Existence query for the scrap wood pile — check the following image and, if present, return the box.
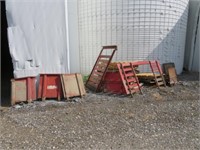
[86,45,178,96]
[11,45,178,106]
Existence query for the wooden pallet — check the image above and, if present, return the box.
[86,45,117,92]
[117,62,143,97]
[149,61,166,87]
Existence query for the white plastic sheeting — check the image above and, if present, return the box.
[6,0,70,78]
[78,0,189,74]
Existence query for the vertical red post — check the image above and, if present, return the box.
[27,77,32,103]
[57,76,61,101]
[42,75,47,100]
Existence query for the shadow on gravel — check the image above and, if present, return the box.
[178,71,199,81]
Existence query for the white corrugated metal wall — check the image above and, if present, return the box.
[184,0,200,72]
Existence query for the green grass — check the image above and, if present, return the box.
[82,75,89,83]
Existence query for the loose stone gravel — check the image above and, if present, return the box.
[0,72,199,149]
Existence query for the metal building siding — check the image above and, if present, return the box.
[78,0,189,74]
[184,0,200,72]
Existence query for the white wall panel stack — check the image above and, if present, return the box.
[78,0,189,74]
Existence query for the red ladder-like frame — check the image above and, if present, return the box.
[86,45,117,92]
[149,60,166,87]
[117,62,143,97]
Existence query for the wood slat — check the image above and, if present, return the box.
[89,77,101,84]
[98,59,109,64]
[121,63,131,67]
[96,63,107,68]
[102,45,117,49]
[92,71,103,77]
[94,67,106,72]
[99,55,111,58]
[155,78,163,82]
[127,78,137,83]
[123,67,132,72]
[87,81,98,88]
[128,83,139,89]
[90,76,101,81]
[157,82,164,86]
[125,72,134,77]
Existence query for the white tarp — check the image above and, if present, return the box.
[6,0,70,78]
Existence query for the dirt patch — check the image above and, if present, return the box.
[0,72,199,149]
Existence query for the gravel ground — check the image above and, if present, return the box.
[0,72,199,150]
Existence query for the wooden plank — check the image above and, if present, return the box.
[123,67,132,72]
[117,63,130,94]
[155,78,163,82]
[89,77,101,84]
[136,73,161,77]
[92,71,103,77]
[76,74,86,96]
[90,75,102,81]
[61,74,86,99]
[131,61,150,66]
[121,63,131,67]
[102,45,117,49]
[11,79,16,105]
[99,55,110,58]
[96,63,107,68]
[87,81,98,88]
[125,72,134,77]
[94,67,106,72]
[127,78,137,83]
[157,82,164,86]
[98,59,109,63]
[128,83,139,89]
[11,77,36,105]
[60,75,66,98]
[15,80,27,101]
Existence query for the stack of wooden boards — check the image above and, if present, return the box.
[11,73,86,105]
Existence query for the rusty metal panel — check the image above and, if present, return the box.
[168,67,178,85]
[103,71,126,94]
[163,63,175,76]
[38,74,62,100]
[61,73,86,100]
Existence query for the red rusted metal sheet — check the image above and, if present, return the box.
[38,74,62,100]
[11,77,36,105]
[61,73,86,100]
[103,71,126,94]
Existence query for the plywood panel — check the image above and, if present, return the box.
[61,74,86,99]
